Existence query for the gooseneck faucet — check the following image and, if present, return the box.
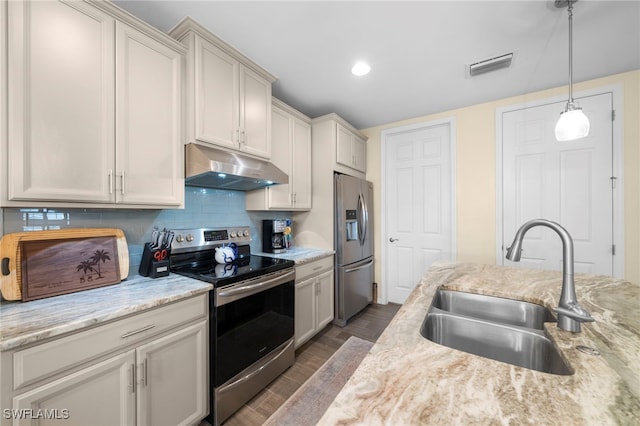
[505,219,594,332]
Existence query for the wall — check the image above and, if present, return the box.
[0,187,291,278]
[362,70,640,287]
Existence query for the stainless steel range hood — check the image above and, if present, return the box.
[185,143,288,191]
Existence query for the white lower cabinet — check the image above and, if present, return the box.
[136,322,207,426]
[294,256,334,348]
[12,351,136,426]
[1,295,208,426]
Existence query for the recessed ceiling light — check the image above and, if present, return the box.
[351,61,371,76]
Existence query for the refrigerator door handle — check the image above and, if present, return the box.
[362,191,369,246]
[357,193,364,246]
[358,192,368,246]
[344,259,374,273]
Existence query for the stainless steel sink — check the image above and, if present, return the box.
[431,289,555,330]
[420,289,573,376]
[421,310,573,375]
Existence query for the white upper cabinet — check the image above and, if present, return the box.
[7,0,115,204]
[311,113,368,178]
[3,0,185,208]
[170,18,275,159]
[115,22,184,206]
[336,122,367,173]
[193,36,239,151]
[246,98,312,211]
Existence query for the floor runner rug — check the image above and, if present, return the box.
[263,336,373,426]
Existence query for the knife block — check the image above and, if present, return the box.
[139,243,170,278]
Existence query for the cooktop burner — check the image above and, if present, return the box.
[171,254,294,287]
[168,226,294,287]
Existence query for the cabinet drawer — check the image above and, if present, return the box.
[295,256,333,282]
[13,294,207,390]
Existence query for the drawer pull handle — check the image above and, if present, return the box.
[121,325,155,339]
[312,266,323,271]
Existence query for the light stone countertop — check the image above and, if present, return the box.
[256,246,334,265]
[319,261,640,425]
[0,274,212,351]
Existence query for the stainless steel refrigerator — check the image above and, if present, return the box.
[334,173,374,326]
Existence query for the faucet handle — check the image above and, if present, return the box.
[554,304,595,323]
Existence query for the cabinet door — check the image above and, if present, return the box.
[316,270,335,330]
[240,65,271,159]
[136,321,207,426]
[291,117,312,209]
[195,37,238,150]
[115,22,184,206]
[352,135,367,173]
[336,123,353,169]
[7,0,115,203]
[12,351,136,426]
[294,277,317,348]
[267,104,293,209]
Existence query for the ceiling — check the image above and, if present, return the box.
[113,0,640,130]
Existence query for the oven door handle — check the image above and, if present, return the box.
[217,269,295,300]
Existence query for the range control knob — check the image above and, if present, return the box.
[243,230,250,237]
[186,234,194,242]
[230,231,237,238]
[175,234,184,243]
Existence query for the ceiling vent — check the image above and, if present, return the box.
[467,52,514,77]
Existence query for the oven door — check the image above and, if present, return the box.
[213,268,295,387]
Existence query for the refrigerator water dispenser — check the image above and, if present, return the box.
[345,210,359,241]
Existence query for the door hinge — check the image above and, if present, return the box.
[612,244,616,256]
[610,176,618,189]
[611,110,616,121]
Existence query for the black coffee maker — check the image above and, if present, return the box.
[262,219,288,253]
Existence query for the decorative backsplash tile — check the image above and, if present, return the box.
[1,187,291,277]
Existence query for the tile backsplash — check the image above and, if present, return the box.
[1,187,291,277]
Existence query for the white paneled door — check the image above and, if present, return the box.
[501,92,615,276]
[383,121,455,304]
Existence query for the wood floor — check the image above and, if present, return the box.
[222,302,402,426]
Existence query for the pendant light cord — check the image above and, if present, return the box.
[567,0,574,106]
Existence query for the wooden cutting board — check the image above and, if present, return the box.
[0,228,129,301]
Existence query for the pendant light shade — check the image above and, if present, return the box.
[555,106,590,141]
[555,0,589,141]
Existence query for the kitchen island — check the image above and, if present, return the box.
[319,262,640,425]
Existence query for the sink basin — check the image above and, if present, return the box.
[432,289,555,330]
[421,311,573,375]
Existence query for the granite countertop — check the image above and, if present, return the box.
[256,246,334,265]
[320,261,640,425]
[0,274,212,351]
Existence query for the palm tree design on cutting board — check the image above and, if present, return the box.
[76,260,96,283]
[76,249,111,282]
[90,249,111,279]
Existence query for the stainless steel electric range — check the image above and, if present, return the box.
[169,226,295,426]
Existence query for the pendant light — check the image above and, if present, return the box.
[555,0,590,141]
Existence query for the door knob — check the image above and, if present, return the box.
[389,237,399,243]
